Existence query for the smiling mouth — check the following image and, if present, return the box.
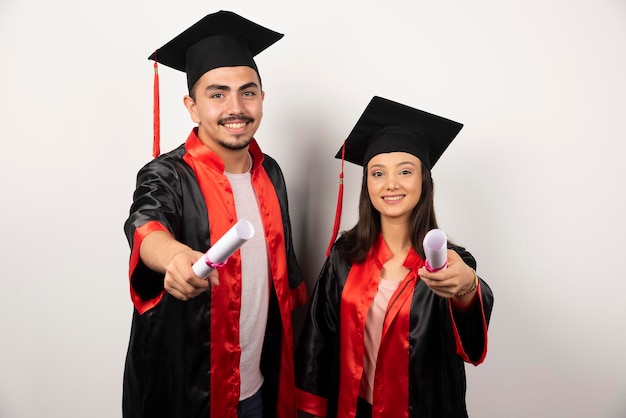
[220,116,253,130]
[223,122,248,129]
[383,195,404,202]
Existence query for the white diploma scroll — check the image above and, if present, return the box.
[192,219,255,278]
[423,229,448,272]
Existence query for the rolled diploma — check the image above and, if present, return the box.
[423,229,448,272]
[192,219,255,278]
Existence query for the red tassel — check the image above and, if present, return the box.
[152,60,161,158]
[326,140,346,257]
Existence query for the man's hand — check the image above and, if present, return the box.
[140,230,220,301]
[163,251,218,300]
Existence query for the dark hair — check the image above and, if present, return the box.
[339,163,439,263]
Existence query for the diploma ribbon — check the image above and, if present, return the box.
[204,254,227,270]
[425,260,448,273]
[192,219,254,279]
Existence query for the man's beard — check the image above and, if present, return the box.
[218,135,253,150]
[218,115,255,150]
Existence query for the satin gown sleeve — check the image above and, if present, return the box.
[449,245,494,365]
[124,150,208,309]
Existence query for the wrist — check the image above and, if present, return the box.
[454,268,478,298]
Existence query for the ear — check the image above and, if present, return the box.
[183,95,200,124]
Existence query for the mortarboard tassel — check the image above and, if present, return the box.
[152,60,161,158]
[326,140,346,257]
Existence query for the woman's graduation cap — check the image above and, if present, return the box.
[148,11,283,157]
[326,96,464,256]
[337,96,463,169]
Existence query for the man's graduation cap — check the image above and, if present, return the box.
[326,96,463,255]
[148,11,283,157]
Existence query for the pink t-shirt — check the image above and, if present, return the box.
[359,277,402,404]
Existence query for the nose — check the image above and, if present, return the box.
[226,94,244,115]
[385,173,399,190]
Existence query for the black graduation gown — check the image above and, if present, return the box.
[295,236,494,418]
[122,135,306,418]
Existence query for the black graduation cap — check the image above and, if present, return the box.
[335,96,463,170]
[325,96,463,256]
[147,11,283,158]
[149,10,284,91]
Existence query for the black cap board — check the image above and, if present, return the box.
[336,96,463,170]
[148,10,283,92]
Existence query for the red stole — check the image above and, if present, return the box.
[183,130,297,417]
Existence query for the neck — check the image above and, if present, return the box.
[380,220,412,255]
[221,150,251,173]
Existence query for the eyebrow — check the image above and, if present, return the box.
[205,82,260,92]
[369,161,418,169]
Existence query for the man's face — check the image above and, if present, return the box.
[185,66,264,151]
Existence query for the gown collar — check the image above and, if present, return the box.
[371,233,425,271]
[184,127,265,172]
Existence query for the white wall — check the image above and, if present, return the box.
[1,0,625,416]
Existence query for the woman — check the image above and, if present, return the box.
[295,96,494,418]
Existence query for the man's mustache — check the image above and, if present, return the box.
[219,115,254,124]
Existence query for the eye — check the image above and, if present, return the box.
[242,91,255,97]
[211,92,225,99]
[370,170,384,178]
[400,169,412,176]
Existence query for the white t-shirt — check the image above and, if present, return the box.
[225,163,269,401]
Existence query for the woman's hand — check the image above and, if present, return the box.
[418,250,477,300]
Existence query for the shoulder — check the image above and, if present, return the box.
[136,145,192,179]
[329,235,355,265]
[333,234,353,252]
[260,153,287,191]
[261,153,283,175]
[320,236,355,287]
[144,144,186,168]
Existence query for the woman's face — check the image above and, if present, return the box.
[367,152,423,224]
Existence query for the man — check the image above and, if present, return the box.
[123,11,307,418]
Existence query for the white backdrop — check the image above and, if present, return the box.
[1,0,625,417]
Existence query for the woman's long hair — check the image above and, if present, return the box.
[339,163,439,263]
